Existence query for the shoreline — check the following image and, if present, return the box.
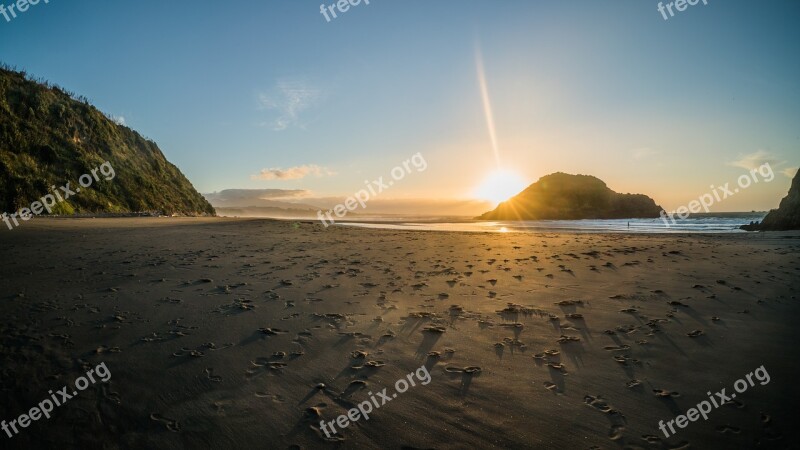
[6,216,796,237]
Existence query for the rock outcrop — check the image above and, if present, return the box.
[478,172,662,220]
[741,169,800,231]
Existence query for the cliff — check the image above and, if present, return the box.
[741,169,800,231]
[0,66,214,216]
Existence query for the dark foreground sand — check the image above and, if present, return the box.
[1,218,799,449]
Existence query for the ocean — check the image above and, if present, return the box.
[336,213,768,234]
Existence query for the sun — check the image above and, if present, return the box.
[473,169,528,205]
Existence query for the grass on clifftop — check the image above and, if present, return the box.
[0,64,215,216]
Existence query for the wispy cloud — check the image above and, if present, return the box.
[257,80,321,130]
[251,164,334,180]
[632,147,659,160]
[782,167,798,178]
[113,115,126,126]
[727,150,779,170]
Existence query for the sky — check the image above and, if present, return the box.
[1,0,799,213]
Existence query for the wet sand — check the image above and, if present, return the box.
[1,218,798,449]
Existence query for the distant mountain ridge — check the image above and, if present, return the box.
[742,169,800,231]
[478,172,662,220]
[0,66,214,216]
[203,189,322,211]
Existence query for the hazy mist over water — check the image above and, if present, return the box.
[338,213,768,234]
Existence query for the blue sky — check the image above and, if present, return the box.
[1,0,798,212]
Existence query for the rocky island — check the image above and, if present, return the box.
[477,172,662,220]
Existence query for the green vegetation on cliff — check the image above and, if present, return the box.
[478,172,662,220]
[0,65,215,216]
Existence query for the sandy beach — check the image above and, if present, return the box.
[0,218,798,449]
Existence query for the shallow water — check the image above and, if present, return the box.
[337,214,768,234]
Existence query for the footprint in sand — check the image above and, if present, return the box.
[205,368,222,382]
[150,413,181,432]
[351,360,385,370]
[259,327,288,335]
[584,395,626,439]
[100,384,121,404]
[305,405,326,419]
[342,380,368,396]
[422,326,446,334]
[609,424,625,440]
[652,389,680,398]
[348,380,367,388]
[603,345,631,351]
[555,300,583,306]
[246,360,287,378]
[686,330,705,337]
[543,381,560,392]
[171,347,206,358]
[583,395,614,413]
[613,355,630,365]
[212,400,232,415]
[95,345,122,354]
[211,342,234,351]
[641,435,662,444]
[445,366,482,374]
[546,362,567,374]
[724,399,745,408]
[626,379,642,388]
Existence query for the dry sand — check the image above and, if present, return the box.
[1,218,799,449]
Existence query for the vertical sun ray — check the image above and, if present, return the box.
[475,45,501,170]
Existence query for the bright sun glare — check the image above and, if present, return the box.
[473,169,527,204]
